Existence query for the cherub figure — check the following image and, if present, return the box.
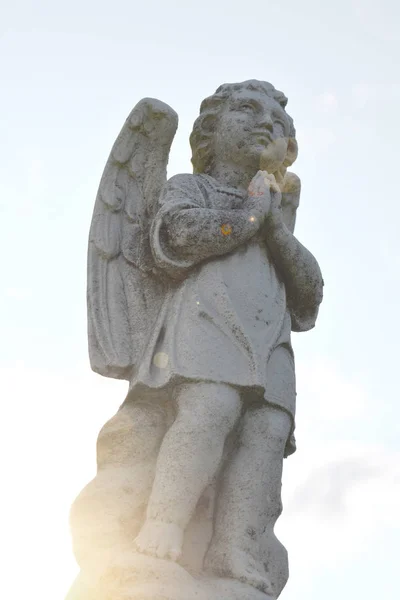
[84,80,323,598]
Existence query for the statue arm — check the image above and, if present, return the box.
[150,175,260,277]
[265,222,324,331]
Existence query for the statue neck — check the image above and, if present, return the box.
[208,163,254,194]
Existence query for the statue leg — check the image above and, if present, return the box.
[134,382,242,561]
[205,404,291,597]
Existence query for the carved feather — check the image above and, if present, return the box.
[87,98,178,379]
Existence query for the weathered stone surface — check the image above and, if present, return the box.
[68,80,323,600]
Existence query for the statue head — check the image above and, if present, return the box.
[190,80,298,176]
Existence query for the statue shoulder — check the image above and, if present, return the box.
[165,172,204,189]
[161,173,211,204]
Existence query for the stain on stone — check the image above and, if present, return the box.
[197,495,210,511]
[199,310,213,323]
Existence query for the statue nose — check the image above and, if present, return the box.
[258,116,273,132]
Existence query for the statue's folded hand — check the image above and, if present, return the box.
[280,171,301,233]
[248,170,272,217]
[248,170,283,232]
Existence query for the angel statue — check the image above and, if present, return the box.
[68,80,323,600]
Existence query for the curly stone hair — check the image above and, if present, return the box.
[190,80,297,175]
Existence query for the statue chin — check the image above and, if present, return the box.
[259,139,287,173]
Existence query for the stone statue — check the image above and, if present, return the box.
[67,80,323,600]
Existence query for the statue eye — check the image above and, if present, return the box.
[240,103,255,111]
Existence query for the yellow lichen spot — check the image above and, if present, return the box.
[221,223,232,236]
[153,352,169,369]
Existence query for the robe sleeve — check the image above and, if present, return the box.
[150,174,208,279]
[287,249,324,332]
[150,173,260,279]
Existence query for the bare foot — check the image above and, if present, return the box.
[205,546,273,596]
[134,519,183,561]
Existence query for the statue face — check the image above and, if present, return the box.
[212,90,291,173]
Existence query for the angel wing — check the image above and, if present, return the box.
[87,98,178,380]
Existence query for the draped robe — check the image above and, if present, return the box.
[127,173,322,456]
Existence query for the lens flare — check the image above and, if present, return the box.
[153,352,169,369]
[221,224,232,236]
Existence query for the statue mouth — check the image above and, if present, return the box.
[252,131,273,143]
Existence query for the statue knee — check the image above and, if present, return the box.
[242,406,292,453]
[175,383,241,434]
[265,492,283,522]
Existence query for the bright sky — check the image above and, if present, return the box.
[1,1,399,599]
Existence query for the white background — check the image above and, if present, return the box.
[1,1,399,598]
